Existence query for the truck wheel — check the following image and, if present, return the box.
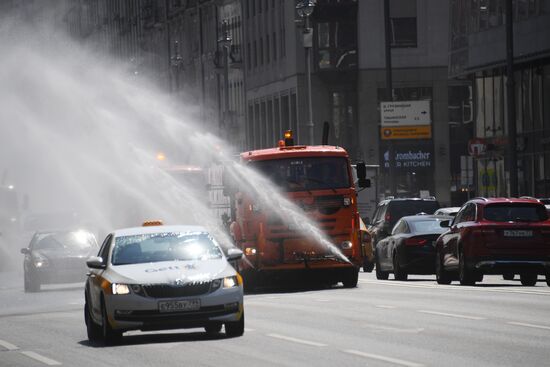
[546,273,550,287]
[225,313,245,337]
[502,272,514,281]
[342,268,359,288]
[362,258,374,273]
[520,272,537,286]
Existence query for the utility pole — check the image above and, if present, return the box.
[506,0,518,196]
[383,0,396,196]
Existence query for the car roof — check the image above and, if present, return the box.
[400,214,446,222]
[241,145,348,161]
[435,207,460,212]
[469,197,544,205]
[380,197,438,203]
[113,225,209,237]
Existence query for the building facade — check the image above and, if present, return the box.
[450,0,550,197]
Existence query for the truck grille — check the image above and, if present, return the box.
[143,282,211,298]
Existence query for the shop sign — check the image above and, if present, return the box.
[383,145,433,170]
[380,126,432,140]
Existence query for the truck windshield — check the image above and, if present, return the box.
[251,157,351,192]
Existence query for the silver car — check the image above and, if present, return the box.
[84,224,244,344]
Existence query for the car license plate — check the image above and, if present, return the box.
[503,230,533,237]
[158,299,200,313]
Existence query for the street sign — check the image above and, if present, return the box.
[380,126,432,140]
[380,100,431,126]
[468,138,487,157]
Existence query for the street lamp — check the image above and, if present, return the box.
[170,40,184,92]
[296,0,316,146]
[218,20,232,132]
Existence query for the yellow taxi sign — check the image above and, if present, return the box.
[142,220,164,227]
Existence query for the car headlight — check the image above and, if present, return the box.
[223,276,240,288]
[111,283,130,295]
[32,255,49,268]
[211,278,222,292]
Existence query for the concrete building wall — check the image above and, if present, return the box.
[357,0,452,204]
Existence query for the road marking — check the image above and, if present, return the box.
[376,304,397,309]
[315,299,330,302]
[363,324,424,333]
[266,333,326,347]
[507,322,550,331]
[0,339,19,351]
[20,351,61,365]
[417,310,485,320]
[359,279,550,296]
[244,328,255,332]
[343,349,424,367]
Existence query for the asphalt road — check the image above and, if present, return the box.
[0,270,549,367]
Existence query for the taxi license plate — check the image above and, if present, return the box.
[158,299,200,313]
[503,230,533,237]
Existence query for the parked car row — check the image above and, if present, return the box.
[367,196,550,287]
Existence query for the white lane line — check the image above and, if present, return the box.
[266,333,327,347]
[244,328,255,332]
[20,351,61,365]
[418,310,485,320]
[343,349,424,367]
[359,279,550,296]
[507,321,550,331]
[376,304,397,309]
[363,324,425,333]
[0,339,19,351]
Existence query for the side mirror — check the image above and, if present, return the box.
[440,220,451,228]
[20,248,30,255]
[226,248,243,261]
[86,256,106,269]
[358,178,371,188]
[356,161,367,180]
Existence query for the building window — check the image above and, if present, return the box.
[253,40,258,68]
[390,18,417,48]
[260,37,264,65]
[390,0,417,48]
[266,34,270,63]
[247,42,251,70]
[272,32,277,60]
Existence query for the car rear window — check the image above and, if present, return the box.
[483,204,549,222]
[410,219,448,234]
[389,201,440,225]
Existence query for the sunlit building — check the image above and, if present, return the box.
[449,0,550,197]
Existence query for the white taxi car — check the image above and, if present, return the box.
[84,223,244,344]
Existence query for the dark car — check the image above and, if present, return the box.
[375,215,450,280]
[435,198,550,286]
[21,230,99,292]
[369,198,440,247]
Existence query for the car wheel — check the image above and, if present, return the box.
[362,258,374,273]
[375,256,389,280]
[342,268,359,288]
[520,272,537,286]
[205,323,223,335]
[458,249,476,286]
[24,270,40,293]
[435,250,452,285]
[85,300,101,342]
[393,254,408,281]
[101,298,122,345]
[225,312,245,338]
[502,272,515,281]
[546,274,550,287]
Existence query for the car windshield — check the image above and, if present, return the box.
[251,156,351,192]
[410,219,448,234]
[111,232,223,265]
[31,231,97,251]
[483,204,549,222]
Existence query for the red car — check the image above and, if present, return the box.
[435,197,550,286]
